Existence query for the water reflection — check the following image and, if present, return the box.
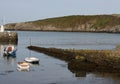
[17,68,30,72]
[68,65,120,83]
[0,70,14,76]
[75,71,87,77]
[29,63,40,66]
[3,55,16,65]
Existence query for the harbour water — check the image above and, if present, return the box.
[0,31,120,84]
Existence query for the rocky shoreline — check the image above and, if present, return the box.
[27,45,120,73]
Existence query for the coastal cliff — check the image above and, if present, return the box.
[5,14,120,32]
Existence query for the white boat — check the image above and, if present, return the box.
[24,57,39,64]
[17,62,30,70]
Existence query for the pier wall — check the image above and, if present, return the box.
[0,32,18,43]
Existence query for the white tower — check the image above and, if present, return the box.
[0,25,4,32]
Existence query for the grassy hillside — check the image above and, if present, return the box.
[5,14,120,32]
[33,15,120,29]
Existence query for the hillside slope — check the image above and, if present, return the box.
[5,15,120,32]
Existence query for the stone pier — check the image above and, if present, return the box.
[0,31,18,43]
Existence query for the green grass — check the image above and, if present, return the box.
[32,15,120,29]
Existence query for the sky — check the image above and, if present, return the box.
[0,0,120,24]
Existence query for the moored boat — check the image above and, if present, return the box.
[17,62,30,70]
[3,45,17,57]
[24,57,39,64]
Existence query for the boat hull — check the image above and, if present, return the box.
[17,62,30,70]
[25,57,39,64]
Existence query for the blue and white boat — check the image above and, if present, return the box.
[3,45,17,57]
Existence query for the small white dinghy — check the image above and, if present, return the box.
[24,57,39,64]
[17,62,30,70]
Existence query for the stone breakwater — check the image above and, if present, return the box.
[27,45,120,73]
[0,32,18,43]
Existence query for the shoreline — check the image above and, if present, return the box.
[6,29,120,34]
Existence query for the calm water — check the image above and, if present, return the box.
[0,31,120,84]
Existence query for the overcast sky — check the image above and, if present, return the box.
[0,0,120,24]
